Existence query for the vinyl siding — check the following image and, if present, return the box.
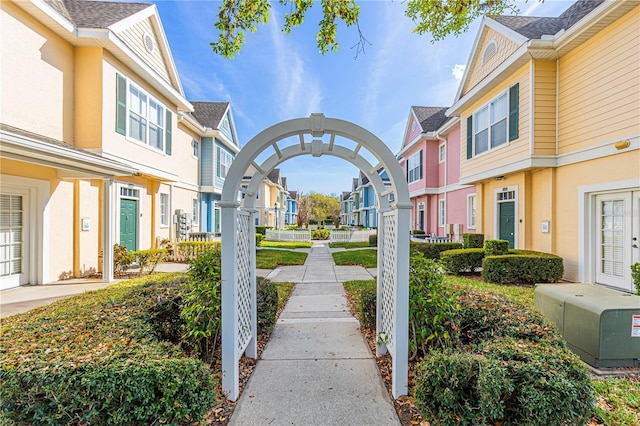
[460,63,531,179]
[405,115,423,146]
[461,27,520,96]
[558,5,640,154]
[116,18,172,85]
[533,60,557,156]
[200,137,213,186]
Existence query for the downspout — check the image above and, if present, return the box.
[435,133,448,238]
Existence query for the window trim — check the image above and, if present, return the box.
[469,88,514,158]
[159,193,170,228]
[438,199,446,228]
[438,142,446,164]
[192,197,199,225]
[192,139,199,159]
[407,150,423,183]
[216,145,233,180]
[125,80,166,153]
[467,194,476,229]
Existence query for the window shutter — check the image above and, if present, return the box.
[466,115,473,159]
[216,146,221,176]
[116,74,126,135]
[165,110,172,155]
[419,150,423,180]
[509,83,519,141]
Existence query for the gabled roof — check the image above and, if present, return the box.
[191,102,230,129]
[352,178,359,192]
[45,0,150,28]
[281,177,287,191]
[342,191,351,200]
[411,107,450,133]
[494,0,605,40]
[267,168,281,185]
[288,190,298,199]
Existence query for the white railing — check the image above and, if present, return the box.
[265,229,312,242]
[411,235,459,243]
[188,232,218,241]
[330,229,377,243]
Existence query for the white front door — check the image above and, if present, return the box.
[0,192,29,289]
[595,191,639,291]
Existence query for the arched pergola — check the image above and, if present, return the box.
[220,114,411,401]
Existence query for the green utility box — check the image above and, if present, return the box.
[535,284,640,368]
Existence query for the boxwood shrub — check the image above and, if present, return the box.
[359,286,377,329]
[482,252,564,284]
[311,229,330,240]
[0,274,217,425]
[463,233,484,249]
[256,276,278,333]
[410,242,463,260]
[439,248,485,274]
[484,239,510,256]
[369,234,377,247]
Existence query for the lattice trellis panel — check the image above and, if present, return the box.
[381,212,397,352]
[236,212,252,358]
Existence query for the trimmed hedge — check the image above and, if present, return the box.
[359,286,377,329]
[0,274,217,424]
[311,229,330,240]
[369,234,378,247]
[410,242,463,260]
[412,229,426,235]
[482,252,564,284]
[439,248,485,274]
[256,277,278,333]
[256,232,264,246]
[176,241,220,259]
[484,239,509,256]
[133,248,167,275]
[255,226,272,236]
[463,233,484,249]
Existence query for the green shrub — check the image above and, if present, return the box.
[482,253,563,284]
[256,232,264,247]
[412,229,425,235]
[113,243,135,276]
[182,247,222,363]
[256,226,272,235]
[133,248,167,275]
[256,277,278,333]
[463,233,484,249]
[369,233,378,247]
[408,254,459,359]
[415,338,594,426]
[410,242,463,260]
[632,262,640,295]
[0,274,216,425]
[176,241,220,259]
[311,229,330,240]
[484,239,510,255]
[456,290,564,346]
[439,248,485,274]
[359,286,377,329]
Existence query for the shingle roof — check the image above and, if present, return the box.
[494,0,605,39]
[411,106,450,133]
[281,177,287,190]
[267,168,281,184]
[191,102,229,129]
[45,0,151,28]
[289,191,298,199]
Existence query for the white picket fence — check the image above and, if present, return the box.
[265,229,312,242]
[330,229,377,243]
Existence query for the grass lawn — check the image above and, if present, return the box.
[260,241,312,249]
[274,281,296,312]
[332,249,378,268]
[342,275,640,425]
[329,241,371,249]
[256,249,308,269]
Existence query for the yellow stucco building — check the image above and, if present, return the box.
[0,0,240,289]
[447,0,640,292]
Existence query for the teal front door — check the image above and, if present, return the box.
[120,199,137,251]
[499,201,515,248]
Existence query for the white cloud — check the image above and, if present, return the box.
[452,64,466,81]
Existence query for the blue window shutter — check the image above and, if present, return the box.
[165,110,172,155]
[509,83,519,141]
[216,146,221,176]
[116,74,126,135]
[466,115,473,159]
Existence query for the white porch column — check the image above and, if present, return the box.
[102,178,114,283]
[220,201,240,401]
[391,203,411,399]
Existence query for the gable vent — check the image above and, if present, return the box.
[143,33,155,53]
[482,40,497,64]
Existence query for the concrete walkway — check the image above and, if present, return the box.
[230,242,399,426]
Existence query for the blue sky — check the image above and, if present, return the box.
[150,0,574,195]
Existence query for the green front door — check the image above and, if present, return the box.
[120,199,137,251]
[499,201,515,248]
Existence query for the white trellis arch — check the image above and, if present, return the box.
[220,114,411,401]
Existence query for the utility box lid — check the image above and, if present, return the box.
[535,284,640,368]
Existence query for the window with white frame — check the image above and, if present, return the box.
[160,193,169,227]
[128,82,165,150]
[216,145,232,179]
[192,139,199,158]
[467,194,476,229]
[192,198,198,224]
[438,199,446,227]
[407,150,422,183]
[439,143,446,163]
